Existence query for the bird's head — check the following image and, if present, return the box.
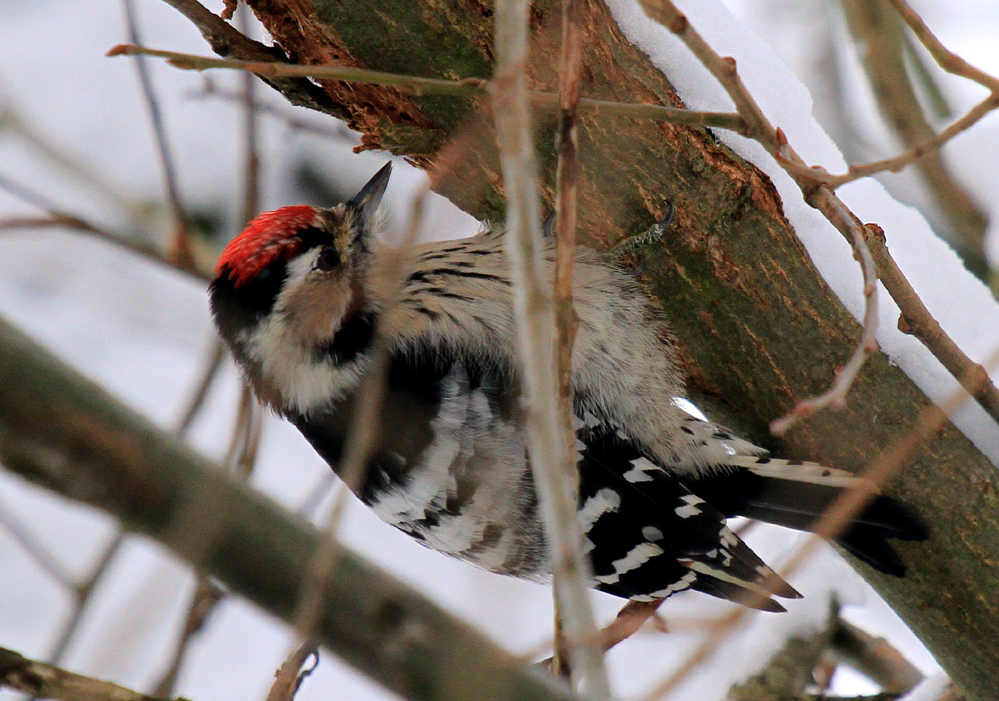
[209,162,392,407]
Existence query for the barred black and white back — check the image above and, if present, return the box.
[209,163,927,611]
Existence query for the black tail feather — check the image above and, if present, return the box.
[837,531,908,577]
[685,469,927,577]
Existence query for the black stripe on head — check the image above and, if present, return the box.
[319,312,377,365]
[210,256,290,349]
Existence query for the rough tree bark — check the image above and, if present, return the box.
[201,0,997,697]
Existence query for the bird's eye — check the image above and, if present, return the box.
[315,247,340,272]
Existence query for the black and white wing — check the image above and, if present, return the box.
[576,418,800,610]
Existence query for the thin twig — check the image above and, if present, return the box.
[152,386,257,696]
[826,94,999,188]
[771,195,879,435]
[549,0,585,681]
[0,171,209,281]
[814,0,999,195]
[176,340,225,432]
[598,600,664,652]
[43,532,126,670]
[156,355,263,693]
[239,5,261,230]
[120,0,196,271]
[0,497,76,587]
[838,0,987,271]
[265,641,318,701]
[70,344,232,689]
[152,578,225,697]
[629,4,999,693]
[0,100,141,215]
[491,0,609,696]
[1,646,183,701]
[884,0,999,92]
[651,10,999,437]
[538,600,665,671]
[108,44,748,132]
[187,79,357,143]
[861,223,999,428]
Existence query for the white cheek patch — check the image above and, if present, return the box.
[247,250,367,414]
[250,316,368,413]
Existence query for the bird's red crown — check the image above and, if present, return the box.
[215,205,319,288]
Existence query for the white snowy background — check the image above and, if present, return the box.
[1,0,997,699]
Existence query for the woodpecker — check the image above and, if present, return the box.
[209,162,927,611]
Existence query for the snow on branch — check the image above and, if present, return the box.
[636,0,999,440]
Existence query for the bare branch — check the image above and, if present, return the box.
[0,100,140,215]
[239,3,261,230]
[636,0,881,433]
[1,646,181,701]
[861,223,999,428]
[153,578,226,696]
[0,313,580,701]
[770,195,879,435]
[0,496,76,587]
[44,532,127,669]
[645,344,999,700]
[839,0,987,272]
[0,170,210,281]
[883,0,999,92]
[121,0,197,271]
[550,0,585,681]
[598,600,664,652]
[827,94,999,188]
[491,0,609,696]
[176,340,225,432]
[108,44,748,132]
[187,79,357,143]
